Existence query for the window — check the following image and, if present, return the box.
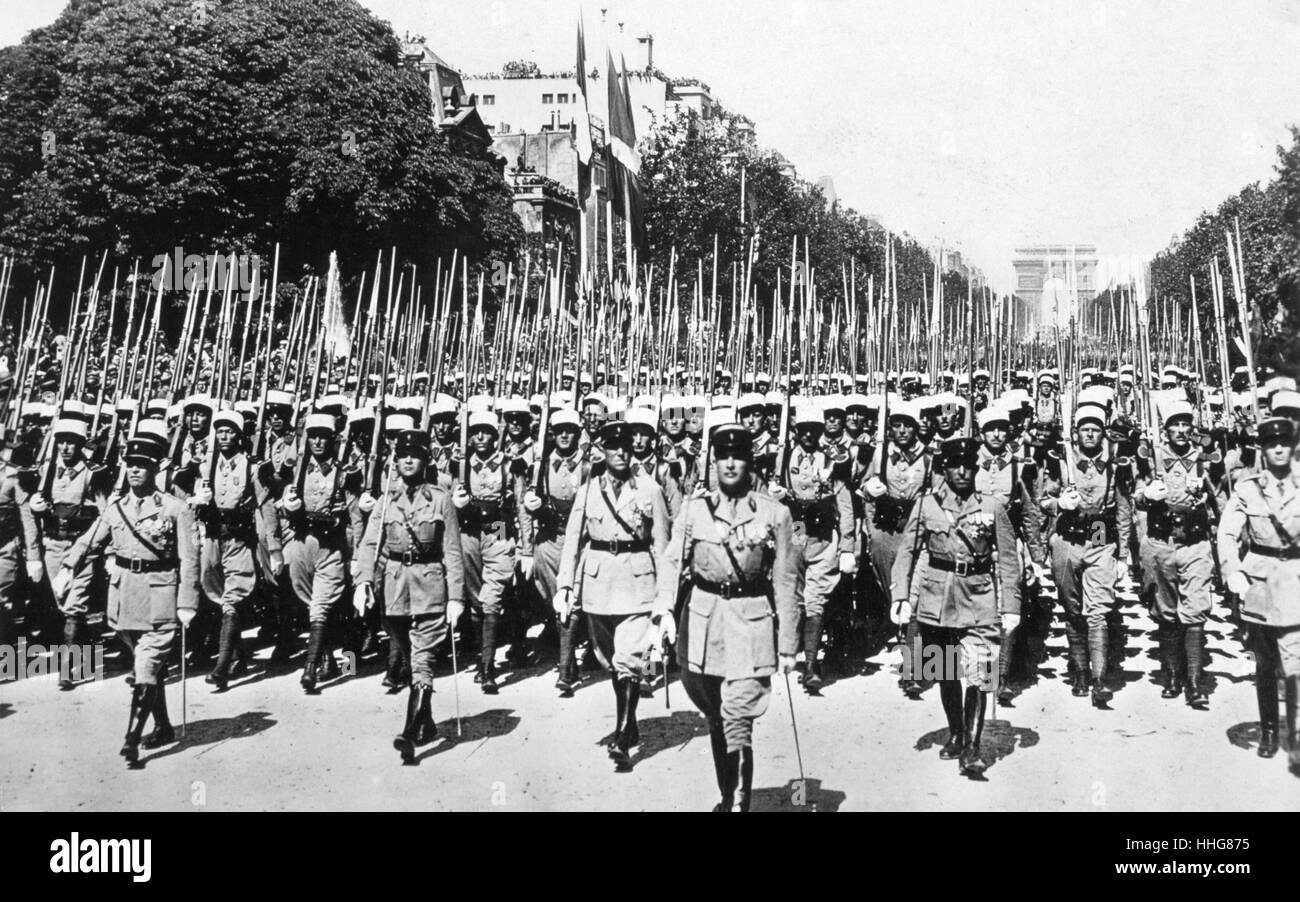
[557,93,569,103]
[542,93,554,103]
[481,94,495,105]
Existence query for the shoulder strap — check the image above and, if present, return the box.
[113,498,166,559]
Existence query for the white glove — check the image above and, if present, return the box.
[190,487,213,507]
[28,493,48,514]
[690,486,708,499]
[779,653,797,675]
[1057,489,1081,511]
[767,484,788,501]
[553,589,572,620]
[446,600,465,625]
[863,476,887,499]
[269,549,285,575]
[50,567,72,600]
[518,555,535,580]
[889,600,912,625]
[25,559,44,584]
[1144,480,1168,503]
[838,552,857,574]
[358,491,376,514]
[353,581,374,616]
[1226,571,1250,598]
[656,611,677,646]
[451,485,470,509]
[523,490,544,512]
[349,561,363,583]
[282,487,303,512]
[1001,612,1021,633]
[177,607,197,627]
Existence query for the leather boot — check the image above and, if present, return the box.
[802,613,824,694]
[1065,619,1089,697]
[959,685,987,776]
[608,675,631,770]
[1088,621,1113,706]
[143,677,175,749]
[556,615,581,696]
[121,684,156,765]
[1184,623,1208,709]
[1256,670,1279,758]
[414,683,437,744]
[58,614,85,690]
[1285,676,1300,775]
[205,610,239,691]
[713,749,740,812]
[1159,624,1183,699]
[996,625,1015,705]
[736,746,754,812]
[393,684,425,763]
[900,617,923,698]
[708,725,728,801]
[270,602,298,665]
[619,672,642,749]
[938,680,965,759]
[382,617,411,692]
[1106,612,1126,680]
[317,612,341,681]
[479,613,499,694]
[301,621,326,694]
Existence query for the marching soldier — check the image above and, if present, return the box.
[281,412,362,693]
[192,408,284,691]
[657,423,799,811]
[0,444,41,648]
[554,420,671,771]
[891,437,1021,776]
[354,429,466,764]
[767,405,855,694]
[53,437,200,766]
[1217,417,1300,774]
[1135,400,1216,708]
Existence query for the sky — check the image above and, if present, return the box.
[4,0,1298,292]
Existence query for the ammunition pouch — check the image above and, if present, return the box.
[459,498,513,540]
[1147,505,1210,544]
[0,505,22,547]
[201,505,256,541]
[43,502,97,542]
[1056,511,1116,546]
[785,496,838,539]
[871,495,915,532]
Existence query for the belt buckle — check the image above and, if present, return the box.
[402,549,415,566]
[610,539,624,555]
[953,560,969,577]
[719,582,737,598]
[130,557,144,573]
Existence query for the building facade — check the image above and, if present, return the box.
[1012,244,1099,332]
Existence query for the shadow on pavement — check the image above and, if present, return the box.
[142,710,278,765]
[1226,721,1269,754]
[915,719,1039,774]
[418,708,520,762]
[750,778,845,812]
[0,702,13,719]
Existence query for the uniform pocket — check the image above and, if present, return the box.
[583,555,600,578]
[742,596,777,671]
[147,570,179,623]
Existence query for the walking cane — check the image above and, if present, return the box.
[178,608,195,739]
[782,671,806,789]
[449,619,462,738]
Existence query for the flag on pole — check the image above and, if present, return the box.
[574,16,593,167]
[606,51,645,251]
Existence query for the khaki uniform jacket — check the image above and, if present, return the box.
[657,490,800,678]
[354,481,465,617]
[65,491,200,631]
[891,482,1022,626]
[1217,470,1300,627]
[518,451,590,555]
[556,474,671,615]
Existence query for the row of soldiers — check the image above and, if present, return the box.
[1,356,1298,803]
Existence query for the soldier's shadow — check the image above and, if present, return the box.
[142,710,277,765]
[1226,721,1274,755]
[749,778,846,812]
[0,702,13,719]
[417,708,520,762]
[598,710,710,765]
[915,720,1039,777]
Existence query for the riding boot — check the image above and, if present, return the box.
[802,613,824,694]
[301,621,326,694]
[713,750,740,812]
[959,686,987,776]
[205,609,239,691]
[1183,623,1208,709]
[270,601,298,665]
[708,725,728,799]
[413,682,437,744]
[736,746,754,812]
[1065,618,1089,696]
[556,615,580,696]
[479,613,499,694]
[58,614,85,690]
[1159,623,1183,699]
[900,617,923,698]
[996,627,1015,705]
[608,675,631,770]
[120,684,156,765]
[1088,621,1113,706]
[393,684,425,763]
[1106,611,1126,680]
[317,611,341,681]
[382,617,411,691]
[938,680,965,759]
[143,676,175,749]
[623,672,641,748]
[1285,676,1300,775]
[1256,670,1279,758]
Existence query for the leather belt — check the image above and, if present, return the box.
[1250,544,1300,560]
[391,546,443,565]
[693,576,772,598]
[115,555,176,573]
[588,538,651,554]
[929,554,992,576]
